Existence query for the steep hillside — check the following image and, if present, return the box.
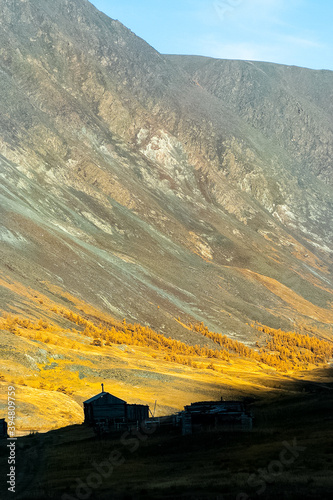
[167,55,333,183]
[0,0,333,375]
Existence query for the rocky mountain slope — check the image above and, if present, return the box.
[167,55,333,184]
[0,0,333,349]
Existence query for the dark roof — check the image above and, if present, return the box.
[83,392,126,405]
[184,400,245,414]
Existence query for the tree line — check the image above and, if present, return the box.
[1,311,332,372]
[190,321,333,371]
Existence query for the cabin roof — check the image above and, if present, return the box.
[184,400,245,414]
[83,392,126,405]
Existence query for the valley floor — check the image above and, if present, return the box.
[1,385,333,500]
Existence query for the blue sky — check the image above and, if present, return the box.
[90,0,333,70]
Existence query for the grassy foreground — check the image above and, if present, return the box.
[0,381,333,500]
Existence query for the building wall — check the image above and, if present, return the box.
[84,399,149,424]
[127,404,149,422]
[84,402,126,423]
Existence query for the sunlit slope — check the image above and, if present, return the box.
[1,281,332,433]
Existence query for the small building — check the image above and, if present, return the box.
[181,398,252,435]
[0,419,8,438]
[83,384,149,428]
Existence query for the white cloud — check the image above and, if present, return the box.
[191,0,326,67]
[201,38,281,62]
[278,35,324,48]
[211,0,291,25]
[199,40,264,61]
[196,34,326,68]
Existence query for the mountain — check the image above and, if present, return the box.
[1,0,332,339]
[167,55,333,184]
[0,0,333,432]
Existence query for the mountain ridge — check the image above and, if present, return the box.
[0,0,332,344]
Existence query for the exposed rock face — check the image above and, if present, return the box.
[0,0,332,341]
[167,56,333,184]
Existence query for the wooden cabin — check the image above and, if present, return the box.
[181,398,252,434]
[0,419,8,438]
[83,385,149,426]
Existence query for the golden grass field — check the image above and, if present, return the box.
[0,275,332,434]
